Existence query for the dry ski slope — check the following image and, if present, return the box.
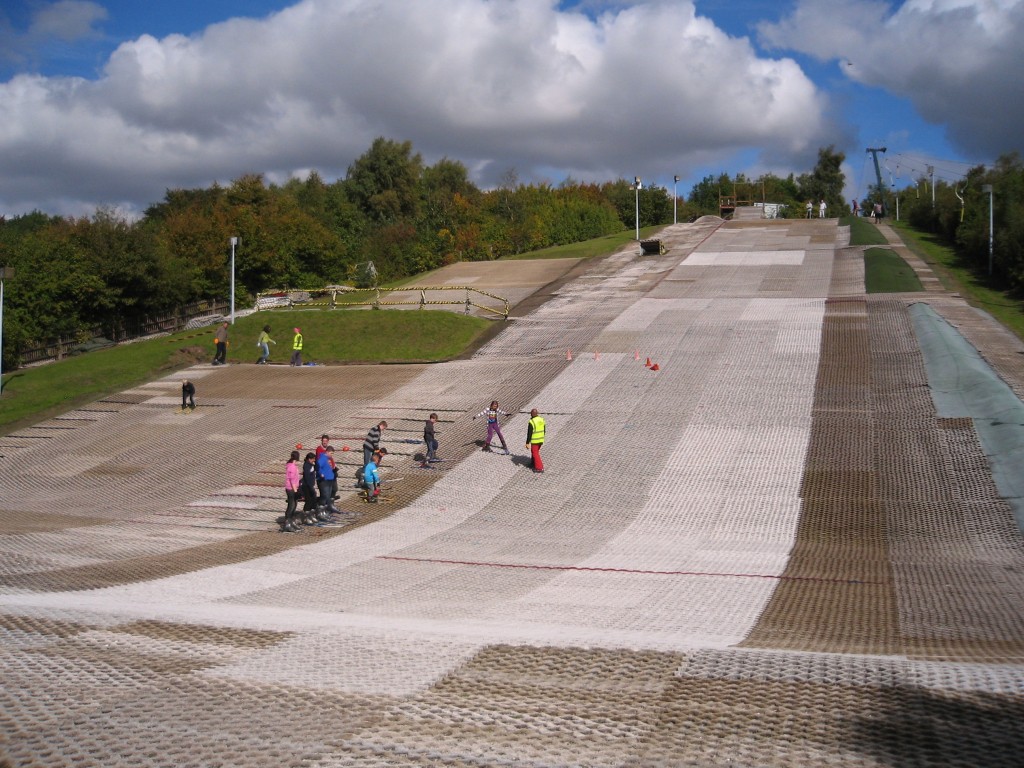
[2,216,1024,767]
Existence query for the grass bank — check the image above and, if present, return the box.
[0,310,490,434]
[503,225,666,260]
[2,226,647,432]
[890,220,1024,340]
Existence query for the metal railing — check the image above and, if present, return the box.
[255,286,510,320]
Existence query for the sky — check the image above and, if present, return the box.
[0,0,1019,219]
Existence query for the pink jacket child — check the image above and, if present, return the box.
[281,450,302,532]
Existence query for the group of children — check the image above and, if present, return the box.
[280,424,389,532]
[279,401,545,532]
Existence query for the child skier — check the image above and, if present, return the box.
[473,401,510,454]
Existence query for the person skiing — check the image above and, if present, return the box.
[256,325,276,364]
[422,413,439,467]
[473,401,510,454]
[181,379,196,411]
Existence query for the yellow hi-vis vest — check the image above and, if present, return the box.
[292,333,303,350]
[528,416,545,444]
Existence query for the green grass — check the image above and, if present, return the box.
[503,225,667,260]
[843,215,889,246]
[0,309,490,434]
[864,247,924,293]
[890,221,1024,340]
[837,216,924,293]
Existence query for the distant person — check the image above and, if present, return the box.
[181,379,196,411]
[818,199,827,218]
[805,200,813,219]
[301,451,319,523]
[290,327,303,366]
[314,435,339,500]
[362,421,387,468]
[874,202,884,221]
[474,401,510,454]
[422,413,439,467]
[281,450,301,532]
[316,446,340,516]
[256,325,276,364]
[364,450,383,502]
[851,199,859,217]
[526,408,545,473]
[212,322,229,365]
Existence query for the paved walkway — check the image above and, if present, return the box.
[1,216,1023,767]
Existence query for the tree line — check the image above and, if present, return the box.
[0,139,849,371]
[864,152,1024,290]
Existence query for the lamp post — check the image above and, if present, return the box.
[634,176,642,240]
[673,175,680,224]
[0,267,13,396]
[229,237,238,324]
[982,184,993,276]
[928,165,935,208]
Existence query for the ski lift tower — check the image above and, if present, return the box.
[866,147,887,212]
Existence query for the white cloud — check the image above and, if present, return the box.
[0,0,838,216]
[29,0,107,41]
[758,0,1024,159]
[0,0,106,72]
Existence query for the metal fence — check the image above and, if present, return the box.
[255,286,510,320]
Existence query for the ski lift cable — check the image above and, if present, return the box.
[892,152,973,183]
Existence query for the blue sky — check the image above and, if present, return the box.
[0,0,1017,217]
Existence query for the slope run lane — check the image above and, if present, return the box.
[0,220,827,656]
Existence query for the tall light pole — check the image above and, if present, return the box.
[982,184,993,276]
[0,267,13,396]
[634,176,642,240]
[673,175,680,224]
[229,237,238,324]
[928,165,935,208]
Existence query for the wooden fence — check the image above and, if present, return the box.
[19,300,229,366]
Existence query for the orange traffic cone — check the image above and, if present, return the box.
[296,443,302,450]
[650,363,660,371]
[644,357,652,367]
[566,349,573,360]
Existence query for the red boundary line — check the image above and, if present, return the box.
[377,555,879,585]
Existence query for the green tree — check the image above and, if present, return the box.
[687,175,721,215]
[797,145,846,215]
[346,137,423,224]
[955,154,1024,286]
[2,225,110,364]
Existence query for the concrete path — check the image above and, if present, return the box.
[1,216,1023,767]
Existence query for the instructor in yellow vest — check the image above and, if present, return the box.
[290,327,303,367]
[526,408,545,473]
